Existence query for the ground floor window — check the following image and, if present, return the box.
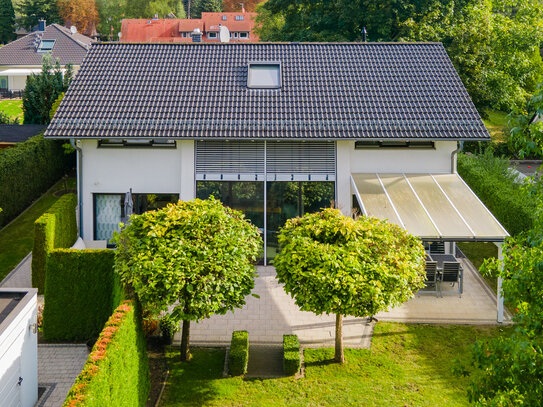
[0,76,7,89]
[94,193,178,241]
[196,181,335,263]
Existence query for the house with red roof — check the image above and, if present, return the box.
[120,12,258,43]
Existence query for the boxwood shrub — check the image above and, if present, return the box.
[32,193,77,293]
[457,152,537,236]
[0,134,73,227]
[43,249,121,341]
[63,300,150,407]
[229,330,249,376]
[283,334,301,376]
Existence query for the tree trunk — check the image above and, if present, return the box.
[180,319,191,361]
[335,313,344,364]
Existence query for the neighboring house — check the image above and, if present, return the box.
[0,21,94,92]
[120,12,258,43]
[45,43,509,321]
[0,124,46,149]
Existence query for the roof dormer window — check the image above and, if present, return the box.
[235,15,244,21]
[37,39,55,52]
[222,15,227,20]
[247,62,281,89]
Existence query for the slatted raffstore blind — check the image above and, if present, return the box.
[196,140,336,181]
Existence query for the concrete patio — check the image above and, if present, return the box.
[187,257,511,348]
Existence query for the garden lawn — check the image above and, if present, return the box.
[457,242,498,291]
[482,108,508,143]
[161,322,509,407]
[0,99,23,122]
[0,177,75,281]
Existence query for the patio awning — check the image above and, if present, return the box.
[0,68,42,76]
[351,173,509,241]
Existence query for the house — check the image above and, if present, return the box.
[45,42,509,319]
[0,21,94,93]
[120,12,258,43]
[0,124,46,149]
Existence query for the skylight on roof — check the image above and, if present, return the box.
[38,39,55,52]
[247,62,281,89]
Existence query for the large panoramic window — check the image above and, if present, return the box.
[94,193,178,241]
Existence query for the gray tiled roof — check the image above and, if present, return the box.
[45,42,490,140]
[0,24,93,66]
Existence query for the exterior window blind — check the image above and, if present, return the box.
[196,141,265,181]
[266,141,336,181]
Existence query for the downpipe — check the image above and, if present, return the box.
[451,141,464,173]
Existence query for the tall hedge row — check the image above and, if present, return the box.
[43,249,121,342]
[63,300,150,407]
[0,134,74,227]
[457,152,537,236]
[32,193,78,293]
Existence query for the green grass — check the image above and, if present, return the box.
[161,322,509,407]
[0,177,76,281]
[482,108,508,143]
[0,99,23,122]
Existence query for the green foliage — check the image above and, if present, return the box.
[32,193,77,293]
[15,0,62,31]
[508,83,543,158]
[63,300,150,407]
[191,0,222,18]
[0,134,74,227]
[457,151,536,235]
[159,314,179,344]
[49,92,64,121]
[0,0,16,44]
[229,330,248,376]
[23,55,73,125]
[43,249,121,341]
[283,334,301,376]
[113,198,261,355]
[0,111,19,124]
[96,0,126,39]
[275,208,426,317]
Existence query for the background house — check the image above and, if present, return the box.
[0,21,94,93]
[120,12,258,43]
[0,124,46,149]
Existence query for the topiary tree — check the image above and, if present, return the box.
[275,208,426,363]
[113,198,262,361]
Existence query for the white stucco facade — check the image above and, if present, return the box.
[0,65,81,91]
[78,139,194,241]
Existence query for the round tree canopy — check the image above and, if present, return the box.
[274,209,426,317]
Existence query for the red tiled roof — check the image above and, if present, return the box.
[120,12,258,43]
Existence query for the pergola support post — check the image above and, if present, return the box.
[495,242,504,323]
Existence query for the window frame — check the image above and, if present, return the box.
[247,61,282,89]
[235,15,244,21]
[37,39,56,52]
[208,32,218,39]
[239,32,248,39]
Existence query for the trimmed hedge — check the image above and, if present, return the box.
[63,300,150,407]
[457,152,537,236]
[0,134,74,227]
[283,334,301,376]
[229,330,249,376]
[43,249,121,341]
[32,193,77,293]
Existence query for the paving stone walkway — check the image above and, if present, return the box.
[36,344,89,407]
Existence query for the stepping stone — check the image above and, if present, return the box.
[245,346,284,379]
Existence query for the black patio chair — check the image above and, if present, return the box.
[428,241,445,254]
[419,261,439,297]
[439,262,462,297]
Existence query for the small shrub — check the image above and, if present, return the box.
[43,249,121,341]
[229,330,249,376]
[63,300,150,407]
[159,314,179,345]
[283,334,301,376]
[32,193,77,293]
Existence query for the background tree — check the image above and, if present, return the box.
[16,0,62,31]
[191,0,222,18]
[0,0,16,44]
[57,0,99,35]
[96,0,125,40]
[464,176,543,405]
[23,55,73,124]
[147,0,186,18]
[222,0,260,12]
[114,198,261,361]
[274,209,426,363]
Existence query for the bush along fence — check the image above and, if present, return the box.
[63,300,150,407]
[0,134,74,227]
[229,330,249,376]
[43,249,121,342]
[32,193,77,293]
[457,152,537,236]
[283,334,301,376]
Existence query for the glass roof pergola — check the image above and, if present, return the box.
[351,173,509,242]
